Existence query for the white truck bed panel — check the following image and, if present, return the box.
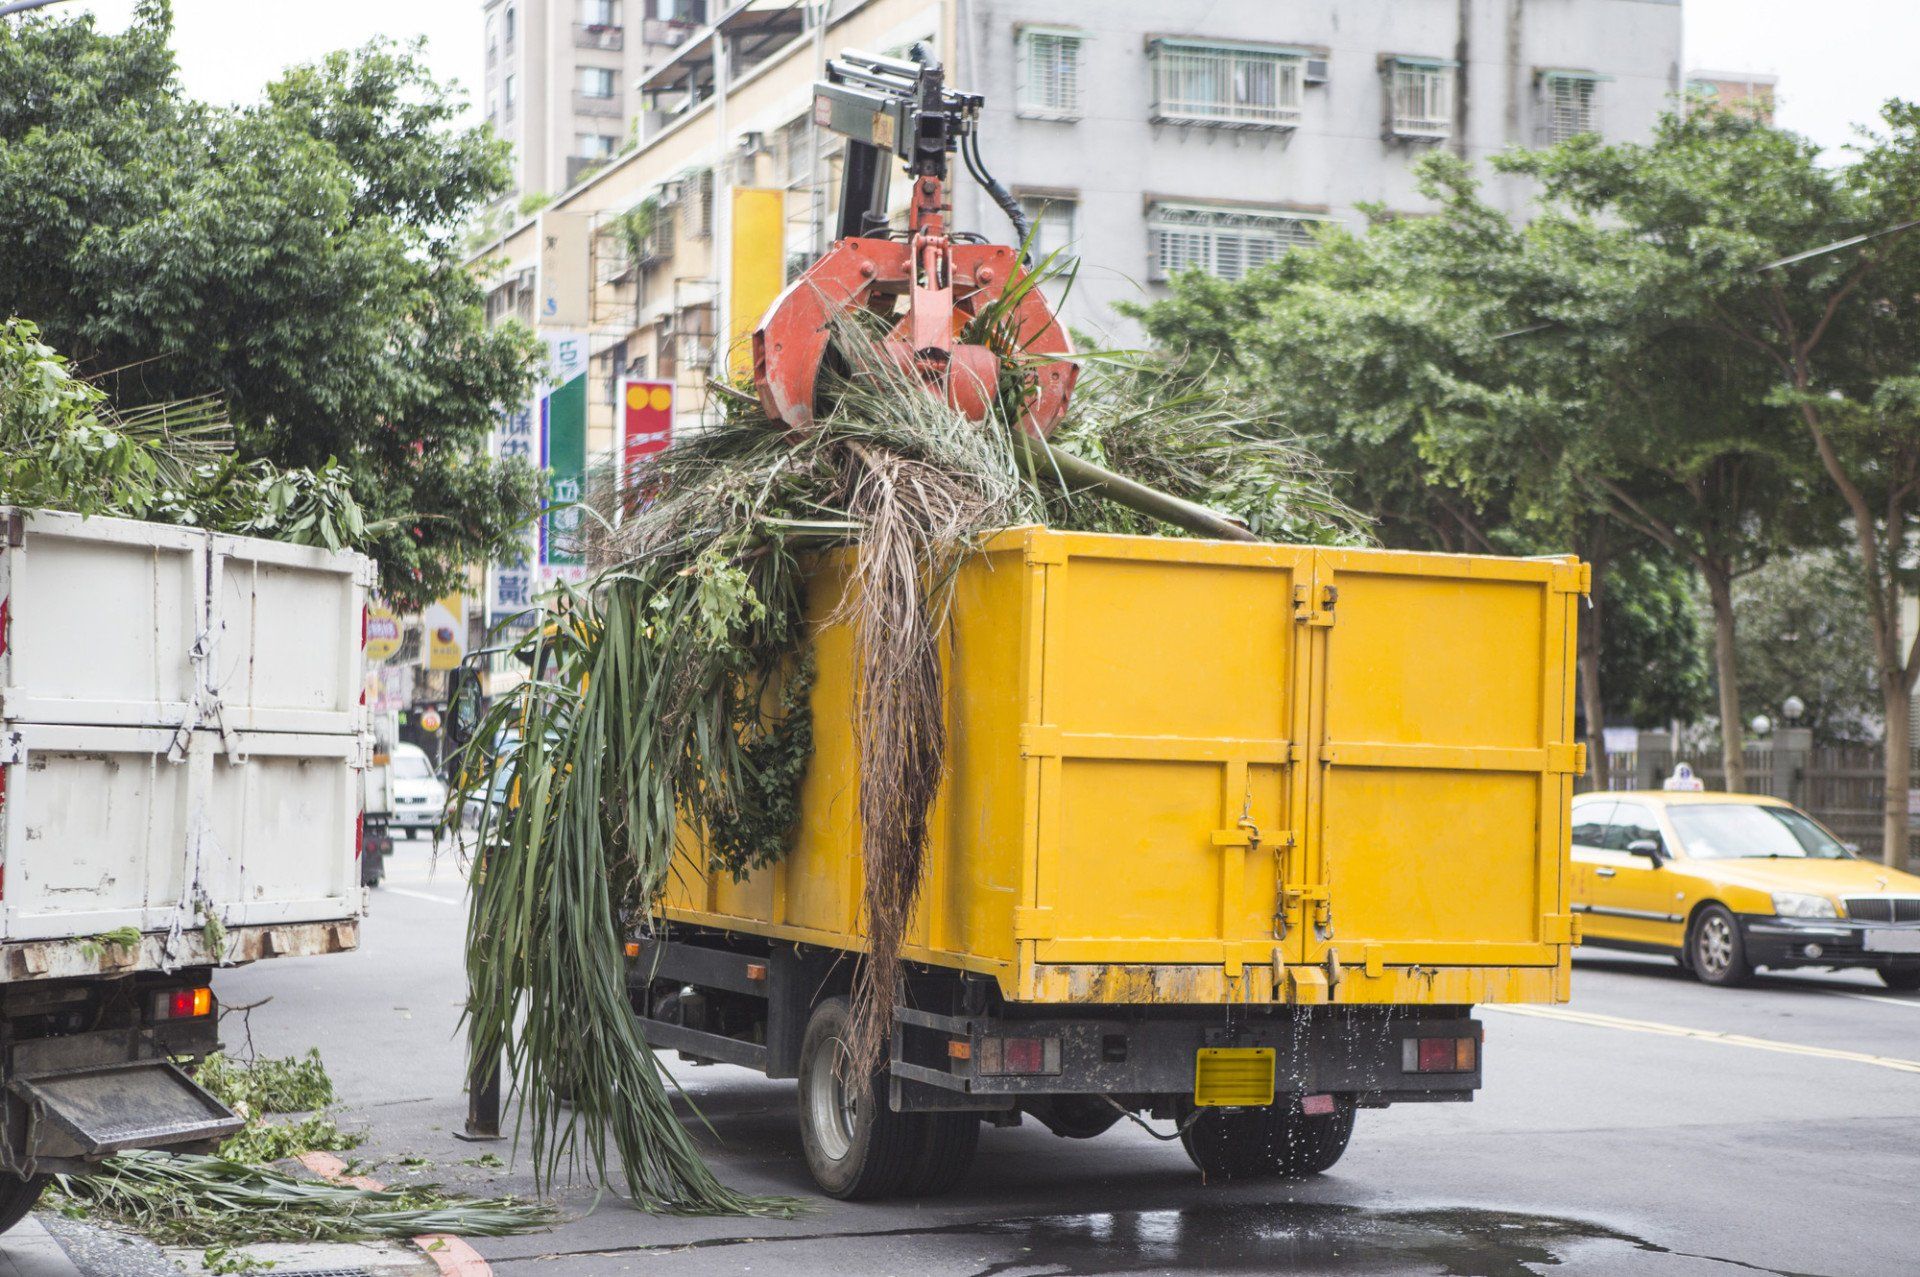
[0,512,205,727]
[211,534,368,734]
[0,509,371,966]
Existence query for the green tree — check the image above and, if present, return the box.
[1730,550,1878,743]
[1603,549,1714,730]
[1506,104,1920,864]
[0,1,539,608]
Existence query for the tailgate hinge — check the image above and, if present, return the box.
[1292,583,1337,627]
[1013,906,1054,941]
[3,510,23,548]
[1543,913,1577,944]
[1550,561,1592,596]
[1546,742,1588,774]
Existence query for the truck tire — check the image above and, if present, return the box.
[1879,965,1920,992]
[1179,1096,1356,1180]
[1688,904,1752,987]
[902,1112,980,1196]
[0,1174,48,1235]
[797,996,921,1200]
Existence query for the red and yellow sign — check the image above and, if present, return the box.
[619,379,674,489]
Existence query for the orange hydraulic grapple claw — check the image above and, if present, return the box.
[750,45,1079,438]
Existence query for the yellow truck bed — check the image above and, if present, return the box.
[664,526,1582,1008]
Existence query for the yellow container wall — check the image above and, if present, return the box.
[662,527,1581,1007]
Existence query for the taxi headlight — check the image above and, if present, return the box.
[1771,891,1838,919]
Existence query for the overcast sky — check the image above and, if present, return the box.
[58,1,1920,157]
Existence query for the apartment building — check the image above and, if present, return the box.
[472,0,1681,459]
[1686,70,1778,124]
[483,0,713,200]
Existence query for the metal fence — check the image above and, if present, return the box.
[1578,731,1917,868]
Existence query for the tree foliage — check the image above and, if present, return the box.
[1,318,368,549]
[0,1,539,607]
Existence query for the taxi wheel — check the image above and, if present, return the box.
[1878,966,1920,992]
[1688,905,1752,987]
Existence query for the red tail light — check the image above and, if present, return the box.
[976,1035,1061,1076]
[1404,1035,1476,1073]
[154,987,213,1020]
[360,603,369,649]
[355,811,365,861]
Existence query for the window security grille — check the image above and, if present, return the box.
[1391,62,1453,137]
[1017,29,1083,118]
[1150,42,1302,128]
[1545,74,1599,143]
[1148,205,1322,282]
[1018,196,1078,264]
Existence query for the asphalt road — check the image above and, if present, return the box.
[45,838,1920,1276]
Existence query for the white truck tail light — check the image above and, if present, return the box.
[976,1035,1061,1076]
[1402,1035,1476,1073]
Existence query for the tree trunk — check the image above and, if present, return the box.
[1881,677,1911,869]
[1702,568,1744,792]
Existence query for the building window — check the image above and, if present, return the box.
[1018,195,1078,265]
[1388,58,1454,138]
[579,67,617,99]
[1542,71,1601,143]
[1147,203,1324,282]
[1149,40,1303,129]
[578,133,618,159]
[679,168,713,239]
[581,0,621,26]
[504,73,517,120]
[651,0,705,20]
[486,16,498,64]
[779,116,812,188]
[505,5,516,44]
[1016,28,1083,119]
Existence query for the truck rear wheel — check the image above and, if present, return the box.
[1179,1096,1356,1180]
[0,1174,48,1235]
[797,996,922,1200]
[903,1112,980,1196]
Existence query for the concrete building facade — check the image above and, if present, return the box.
[482,0,712,201]
[471,0,1682,456]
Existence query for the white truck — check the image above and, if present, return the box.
[0,507,371,1228]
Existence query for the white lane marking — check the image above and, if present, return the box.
[381,886,466,907]
[1833,991,1920,1010]
[1486,1003,1920,1075]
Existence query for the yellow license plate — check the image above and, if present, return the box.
[1193,1047,1276,1107]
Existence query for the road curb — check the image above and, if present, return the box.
[295,1152,495,1277]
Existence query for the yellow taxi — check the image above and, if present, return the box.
[1569,790,1920,989]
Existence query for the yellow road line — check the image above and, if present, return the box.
[1486,1003,1920,1075]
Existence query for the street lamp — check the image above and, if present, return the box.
[1783,695,1806,724]
[1750,713,1773,737]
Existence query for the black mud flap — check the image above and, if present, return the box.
[12,1060,244,1159]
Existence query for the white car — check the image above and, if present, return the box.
[389,743,448,837]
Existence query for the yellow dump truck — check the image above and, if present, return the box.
[635,526,1584,1198]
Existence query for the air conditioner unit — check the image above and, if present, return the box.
[1305,57,1331,85]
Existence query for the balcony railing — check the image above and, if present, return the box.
[641,17,696,48]
[574,24,624,51]
[573,90,622,118]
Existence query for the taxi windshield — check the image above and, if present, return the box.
[1666,804,1850,861]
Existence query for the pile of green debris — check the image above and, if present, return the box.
[458,305,1365,1215]
[53,1052,553,1250]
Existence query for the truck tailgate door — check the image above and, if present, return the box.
[1300,551,1580,970]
